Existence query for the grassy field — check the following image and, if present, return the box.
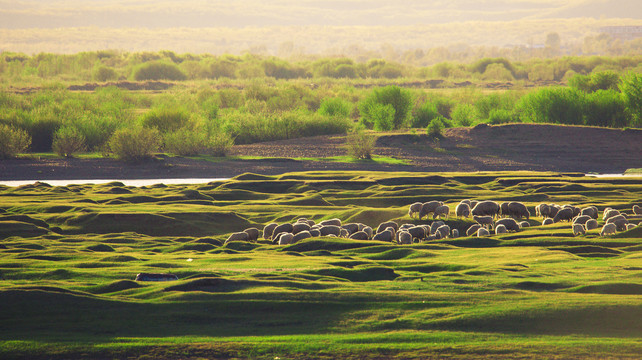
[0,171,641,359]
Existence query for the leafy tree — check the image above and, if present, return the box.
[132,61,187,81]
[619,72,642,126]
[358,86,412,130]
[52,125,86,157]
[0,124,31,158]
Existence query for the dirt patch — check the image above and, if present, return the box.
[0,124,641,181]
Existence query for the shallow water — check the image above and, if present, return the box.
[0,178,229,187]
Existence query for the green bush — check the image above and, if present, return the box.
[584,90,629,128]
[141,106,191,133]
[619,72,642,126]
[488,109,516,125]
[426,117,446,138]
[0,124,31,158]
[411,101,440,128]
[318,97,352,118]
[132,61,187,81]
[163,128,206,156]
[345,127,376,160]
[451,103,478,127]
[93,65,118,82]
[358,86,412,130]
[108,127,160,162]
[517,87,585,125]
[569,71,620,92]
[205,132,234,157]
[52,126,86,157]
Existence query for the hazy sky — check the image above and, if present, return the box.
[1,0,640,28]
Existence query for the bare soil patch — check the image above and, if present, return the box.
[1,124,640,181]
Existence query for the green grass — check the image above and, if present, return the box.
[0,171,641,359]
[624,168,642,174]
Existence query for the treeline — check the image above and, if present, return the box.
[1,51,641,84]
[1,70,640,160]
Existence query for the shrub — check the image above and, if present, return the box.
[584,90,629,128]
[163,128,206,156]
[52,126,86,157]
[92,65,118,82]
[345,127,376,160]
[358,86,412,130]
[0,124,31,158]
[141,106,191,133]
[569,71,620,92]
[488,109,516,125]
[619,72,642,126]
[108,127,160,162]
[411,101,440,128]
[205,132,234,157]
[426,117,446,138]
[517,87,585,125]
[318,97,352,118]
[451,103,478,127]
[132,61,187,81]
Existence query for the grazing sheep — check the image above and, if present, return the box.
[535,203,546,218]
[471,200,501,218]
[473,215,494,229]
[292,222,311,234]
[340,229,349,238]
[398,231,413,244]
[385,226,397,240]
[477,228,490,237]
[626,223,636,231]
[603,208,620,221]
[319,218,342,227]
[243,228,260,242]
[469,200,479,209]
[272,232,287,245]
[580,206,599,219]
[548,205,560,218]
[495,218,520,232]
[572,224,586,236]
[272,223,294,239]
[407,226,426,240]
[226,232,249,243]
[606,214,629,231]
[430,221,445,235]
[419,201,443,220]
[297,217,309,223]
[585,219,599,231]
[466,224,482,236]
[572,215,592,225]
[451,229,459,238]
[373,229,394,242]
[408,202,423,219]
[500,202,510,217]
[436,224,450,239]
[433,205,450,220]
[507,202,530,220]
[263,223,278,240]
[633,205,641,215]
[292,231,312,243]
[319,225,342,237]
[519,221,530,228]
[459,199,472,206]
[495,224,507,234]
[377,221,399,234]
[362,226,374,239]
[342,223,360,235]
[553,208,574,223]
[455,202,471,218]
[278,233,295,245]
[309,229,321,237]
[562,205,581,218]
[349,231,369,240]
[542,218,554,226]
[600,223,617,237]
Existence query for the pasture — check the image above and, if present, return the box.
[0,171,641,359]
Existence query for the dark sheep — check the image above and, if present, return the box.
[376,221,399,234]
[319,218,342,227]
[466,224,482,236]
[292,222,311,234]
[507,202,530,220]
[373,229,394,242]
[263,222,278,239]
[243,227,260,242]
[349,231,369,240]
[495,218,520,232]
[471,200,500,218]
[319,225,342,237]
[272,223,294,239]
[553,208,574,223]
[419,201,442,220]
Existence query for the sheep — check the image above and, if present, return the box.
[495,218,520,232]
[340,228,349,238]
[631,205,641,215]
[292,231,312,243]
[606,214,629,231]
[585,219,599,231]
[572,224,586,236]
[495,224,507,234]
[292,222,311,234]
[309,229,321,237]
[477,228,490,237]
[580,206,599,219]
[572,215,592,225]
[263,222,278,240]
[408,202,423,219]
[473,215,494,229]
[399,223,414,230]
[243,227,260,242]
[600,223,617,237]
[469,200,479,209]
[272,232,288,245]
[319,218,342,227]
[548,205,560,218]
[553,208,574,223]
[319,225,342,237]
[435,224,450,239]
[296,217,309,223]
[272,223,294,239]
[398,231,413,244]
[385,226,397,240]
[349,231,369,240]
[459,199,472,206]
[342,223,360,235]
[419,201,443,220]
[376,221,399,234]
[603,208,620,221]
[433,205,450,220]
[455,202,471,218]
[562,205,581,218]
[542,218,554,226]
[626,223,636,231]
[407,226,426,241]
[362,226,374,239]
[471,200,500,218]
[226,232,249,243]
[278,233,294,245]
[535,203,546,218]
[519,221,530,228]
[430,221,445,235]
[373,229,394,242]
[507,202,530,220]
[500,202,510,217]
[451,229,459,238]
[466,224,482,236]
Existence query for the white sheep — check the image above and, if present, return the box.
[408,202,423,219]
[349,231,369,240]
[603,208,620,221]
[243,227,260,242]
[473,215,493,229]
[495,224,507,235]
[633,205,642,215]
[278,233,294,245]
[585,219,599,231]
[477,228,490,237]
[436,224,450,239]
[263,222,278,239]
[226,232,249,244]
[466,224,482,236]
[572,224,586,236]
[319,218,342,227]
[430,221,445,235]
[600,223,617,237]
[626,223,636,231]
[292,231,312,243]
[518,221,530,228]
[455,202,471,218]
[542,218,554,226]
[398,231,413,244]
[433,205,450,220]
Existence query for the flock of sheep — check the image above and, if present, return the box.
[225,200,641,245]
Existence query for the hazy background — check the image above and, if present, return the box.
[1,0,641,56]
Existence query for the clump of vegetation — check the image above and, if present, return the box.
[345,128,376,159]
[92,65,118,82]
[163,128,206,156]
[426,117,446,138]
[52,125,86,158]
[0,124,31,158]
[451,103,478,127]
[132,61,187,81]
[411,101,440,128]
[141,106,192,133]
[108,127,160,161]
[358,86,413,130]
[318,97,352,118]
[206,132,234,157]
